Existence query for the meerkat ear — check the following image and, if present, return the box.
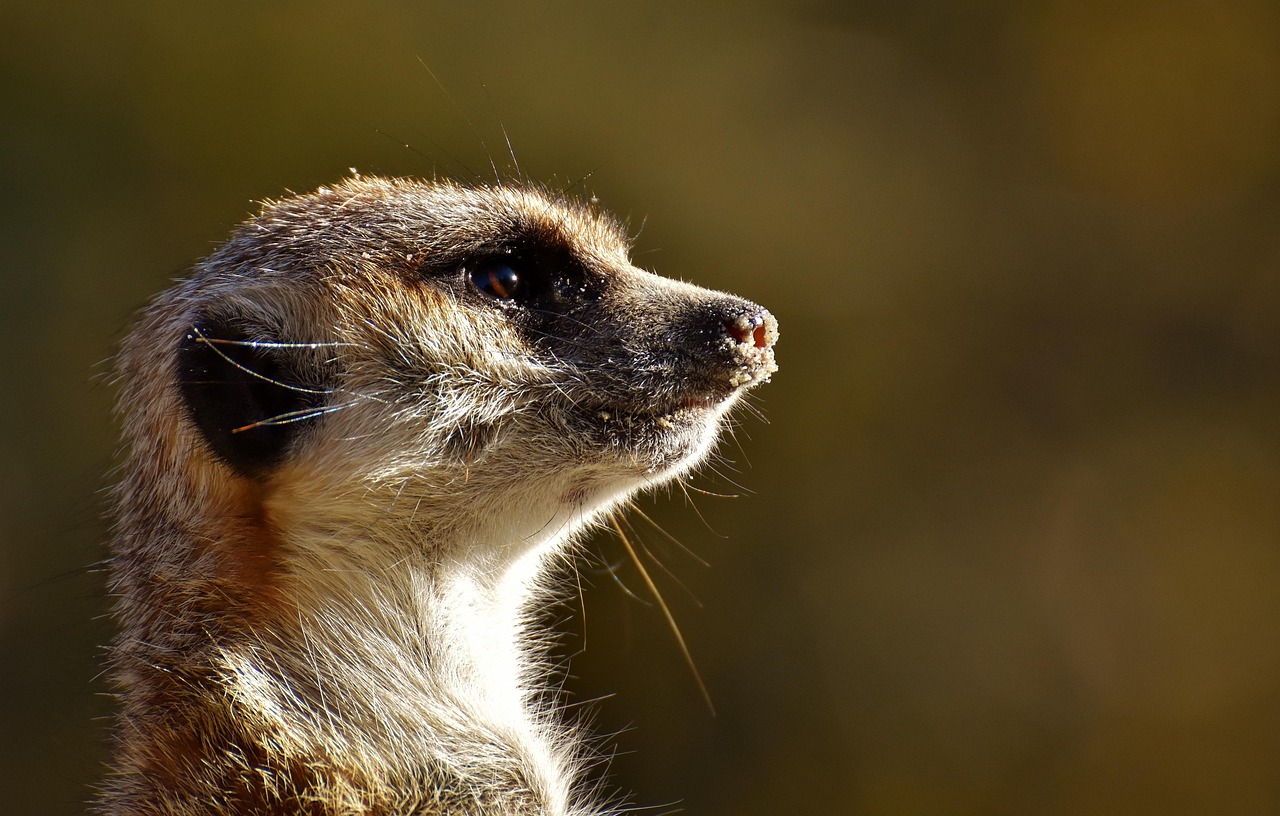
[176,314,323,478]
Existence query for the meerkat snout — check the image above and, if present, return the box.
[103,176,777,816]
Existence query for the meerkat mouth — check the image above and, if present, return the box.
[588,380,738,420]
[589,402,708,427]
[574,386,739,448]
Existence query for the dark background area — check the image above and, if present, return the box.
[4,1,1280,813]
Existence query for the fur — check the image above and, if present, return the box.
[100,176,777,815]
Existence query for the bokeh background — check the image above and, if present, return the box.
[4,1,1280,813]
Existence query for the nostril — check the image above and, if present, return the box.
[723,308,776,350]
[752,323,769,349]
[725,317,755,345]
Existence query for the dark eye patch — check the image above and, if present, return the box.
[463,246,600,311]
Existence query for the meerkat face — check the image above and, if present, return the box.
[449,227,778,481]
[165,177,775,546]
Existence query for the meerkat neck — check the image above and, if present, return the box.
[283,518,571,732]
[106,475,592,815]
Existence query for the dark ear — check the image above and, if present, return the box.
[176,314,324,478]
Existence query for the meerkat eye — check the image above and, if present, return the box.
[470,260,526,301]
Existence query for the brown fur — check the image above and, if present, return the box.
[100,176,777,815]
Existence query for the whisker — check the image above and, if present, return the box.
[415,56,501,184]
[674,479,730,538]
[483,84,523,183]
[626,502,710,568]
[198,338,354,350]
[610,513,714,715]
[597,559,650,606]
[189,325,331,397]
[230,401,359,433]
[620,515,703,608]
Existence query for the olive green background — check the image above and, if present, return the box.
[4,1,1280,813]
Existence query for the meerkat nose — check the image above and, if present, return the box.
[724,307,778,350]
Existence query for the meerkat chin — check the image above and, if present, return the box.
[102,175,777,816]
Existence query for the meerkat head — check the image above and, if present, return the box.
[125,175,776,571]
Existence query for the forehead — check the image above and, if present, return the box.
[363,178,633,265]
[217,177,636,292]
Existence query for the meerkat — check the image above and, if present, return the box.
[100,175,777,815]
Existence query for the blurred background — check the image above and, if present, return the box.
[3,1,1280,813]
